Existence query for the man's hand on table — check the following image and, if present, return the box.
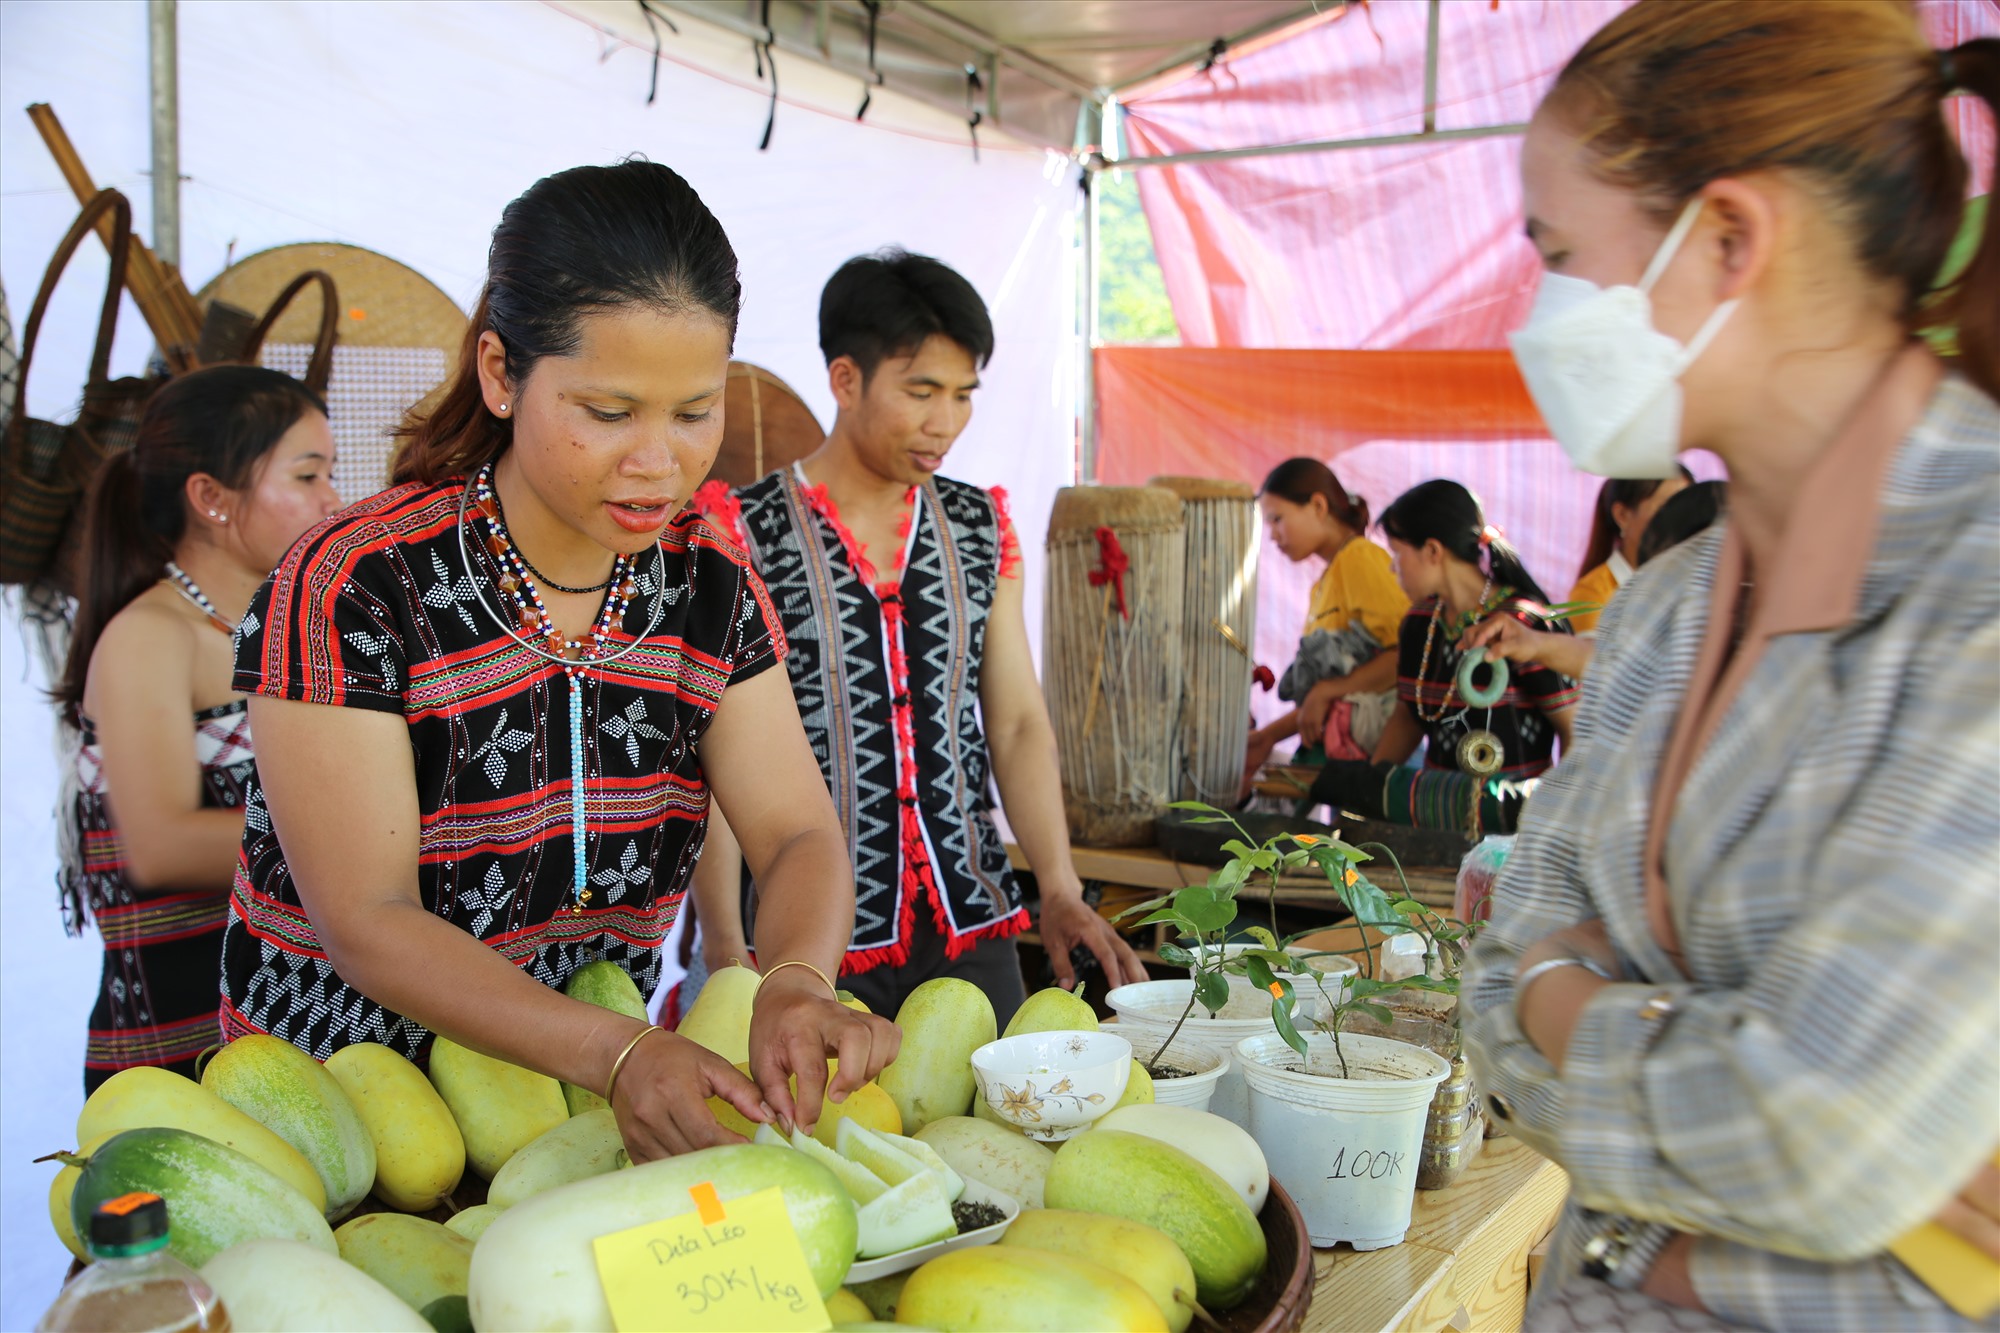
[1039,887,1148,992]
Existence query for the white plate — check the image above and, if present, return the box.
[843,1177,1020,1282]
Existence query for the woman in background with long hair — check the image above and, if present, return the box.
[1567,466,1690,635]
[55,364,339,1091]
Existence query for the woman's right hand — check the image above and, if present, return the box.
[610,1027,769,1163]
[1463,612,1545,663]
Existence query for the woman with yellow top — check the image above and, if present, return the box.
[1566,467,1690,634]
[1244,459,1409,782]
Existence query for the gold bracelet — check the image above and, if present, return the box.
[757,959,836,999]
[603,1024,663,1107]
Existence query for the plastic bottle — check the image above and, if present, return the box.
[36,1192,229,1332]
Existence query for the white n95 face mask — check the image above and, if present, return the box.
[1508,197,1738,478]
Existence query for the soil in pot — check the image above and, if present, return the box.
[1146,1063,1198,1079]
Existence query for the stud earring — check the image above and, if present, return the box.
[209,510,227,524]
[498,402,510,415]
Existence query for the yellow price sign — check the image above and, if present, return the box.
[592,1183,831,1332]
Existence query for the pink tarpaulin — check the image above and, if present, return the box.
[1114,0,1996,731]
[1125,0,1997,353]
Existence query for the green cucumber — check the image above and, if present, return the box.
[70,1126,335,1268]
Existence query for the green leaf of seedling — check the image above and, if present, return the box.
[1173,885,1236,935]
[1273,997,1309,1060]
[1245,926,1281,952]
[1219,839,1258,860]
[1156,943,1197,967]
[1167,800,1226,814]
[1111,893,1175,923]
[1348,976,1402,999]
[1248,850,1279,870]
[1194,969,1231,1016]
[1353,1002,1395,1026]
[1134,909,1193,930]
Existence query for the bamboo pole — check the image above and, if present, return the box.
[26,102,203,369]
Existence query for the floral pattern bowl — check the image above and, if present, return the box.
[969,1030,1133,1142]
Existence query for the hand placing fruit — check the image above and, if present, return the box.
[606,1026,770,1163]
[1039,890,1148,992]
[747,961,903,1139]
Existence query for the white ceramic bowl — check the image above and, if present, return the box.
[969,1030,1132,1142]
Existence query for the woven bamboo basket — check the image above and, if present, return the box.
[1152,476,1260,805]
[712,362,824,487]
[1044,486,1185,848]
[195,243,464,503]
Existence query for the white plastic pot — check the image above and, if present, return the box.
[1235,1032,1449,1250]
[1133,1038,1229,1113]
[1107,976,1346,1130]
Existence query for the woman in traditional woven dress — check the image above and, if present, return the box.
[1465,4,2000,1327]
[55,365,342,1092]
[220,161,896,1160]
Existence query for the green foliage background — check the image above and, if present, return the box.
[1097,171,1180,345]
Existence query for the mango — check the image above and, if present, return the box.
[334,1213,473,1313]
[675,963,760,1065]
[488,1107,626,1207]
[324,1042,465,1212]
[1003,1209,1198,1333]
[560,962,650,1115]
[876,977,995,1133]
[202,1034,376,1219]
[426,1037,567,1181]
[898,1246,1167,1332]
[1045,1129,1266,1310]
[77,1066,326,1214]
[1002,984,1099,1038]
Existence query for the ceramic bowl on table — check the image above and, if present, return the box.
[969,1031,1132,1142]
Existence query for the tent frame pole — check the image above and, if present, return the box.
[1104,120,1528,171]
[148,0,180,269]
[1079,149,1102,484]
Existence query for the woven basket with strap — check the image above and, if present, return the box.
[0,188,155,589]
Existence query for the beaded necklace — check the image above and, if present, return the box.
[1412,576,1492,723]
[163,561,235,636]
[469,463,640,911]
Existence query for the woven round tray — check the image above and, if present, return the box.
[194,242,466,503]
[713,361,824,488]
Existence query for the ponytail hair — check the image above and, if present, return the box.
[1548,4,1999,403]
[394,158,741,485]
[1260,457,1371,533]
[1577,465,1695,585]
[54,364,324,726]
[1379,479,1557,610]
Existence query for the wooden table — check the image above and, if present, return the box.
[1004,842,1458,967]
[1304,1138,1567,1333]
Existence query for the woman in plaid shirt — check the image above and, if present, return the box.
[1464,3,2000,1329]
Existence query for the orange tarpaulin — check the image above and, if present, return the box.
[1093,347,1546,485]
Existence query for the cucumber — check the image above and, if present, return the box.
[78,1066,327,1214]
[875,978,995,1132]
[487,1107,626,1207]
[201,1034,376,1219]
[201,1237,428,1331]
[854,1170,955,1258]
[334,1213,473,1313]
[426,1036,567,1180]
[468,1143,857,1329]
[70,1127,336,1268]
[324,1043,464,1213]
[560,963,649,1115]
[442,1203,505,1243]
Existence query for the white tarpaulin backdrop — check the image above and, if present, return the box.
[1,1,1076,1315]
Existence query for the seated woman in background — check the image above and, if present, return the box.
[1307,480,1577,836]
[1566,467,1690,634]
[1467,481,1727,680]
[53,365,342,1092]
[1244,459,1408,782]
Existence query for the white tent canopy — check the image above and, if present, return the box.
[0,2,1081,1316]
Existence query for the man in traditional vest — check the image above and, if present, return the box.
[691,249,1144,1024]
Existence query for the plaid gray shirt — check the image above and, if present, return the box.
[1465,373,2000,1331]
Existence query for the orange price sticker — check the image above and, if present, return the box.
[1267,981,1286,999]
[592,1185,829,1332]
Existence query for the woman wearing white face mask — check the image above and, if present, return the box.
[1462,3,1999,1330]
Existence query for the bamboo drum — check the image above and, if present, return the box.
[1152,476,1260,805]
[1043,486,1186,847]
